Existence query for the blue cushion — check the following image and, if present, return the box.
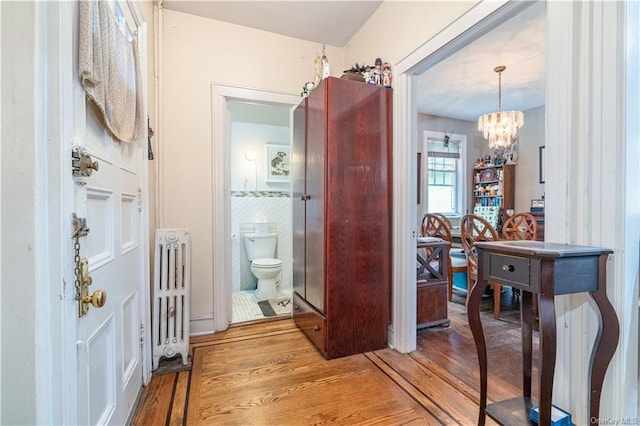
[453,271,468,290]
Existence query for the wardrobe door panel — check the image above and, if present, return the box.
[324,79,391,356]
[292,101,307,298]
[305,85,326,313]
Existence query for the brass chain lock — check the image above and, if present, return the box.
[72,214,106,317]
[74,236,82,302]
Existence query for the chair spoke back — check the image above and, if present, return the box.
[460,214,500,314]
[461,214,499,270]
[422,214,452,241]
[501,212,538,241]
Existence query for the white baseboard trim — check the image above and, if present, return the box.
[190,314,215,336]
[387,324,396,351]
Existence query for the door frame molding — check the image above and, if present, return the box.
[394,0,636,420]
[128,2,152,388]
[210,84,299,332]
[391,0,529,353]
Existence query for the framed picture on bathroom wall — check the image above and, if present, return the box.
[266,144,290,183]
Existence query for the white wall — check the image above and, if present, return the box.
[229,122,289,191]
[159,10,344,322]
[545,1,638,420]
[2,3,44,423]
[345,1,475,67]
[512,105,545,212]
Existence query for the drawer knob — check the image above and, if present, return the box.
[313,325,320,332]
[502,264,515,272]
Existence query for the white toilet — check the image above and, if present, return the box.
[243,231,282,301]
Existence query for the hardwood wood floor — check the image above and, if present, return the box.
[132,293,538,425]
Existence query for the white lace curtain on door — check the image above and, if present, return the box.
[78,0,145,143]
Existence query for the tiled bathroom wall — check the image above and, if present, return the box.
[231,191,292,293]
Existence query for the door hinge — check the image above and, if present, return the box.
[138,188,143,213]
[140,323,145,348]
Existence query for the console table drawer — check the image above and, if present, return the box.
[486,253,535,291]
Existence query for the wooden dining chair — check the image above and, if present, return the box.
[460,214,501,319]
[501,212,539,314]
[422,213,467,301]
[431,213,452,231]
[420,213,451,237]
[501,212,538,241]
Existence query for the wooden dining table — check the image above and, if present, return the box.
[450,226,462,245]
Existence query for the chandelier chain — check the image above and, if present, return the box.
[497,70,502,111]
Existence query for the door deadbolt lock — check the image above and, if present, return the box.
[78,258,106,317]
[72,148,99,177]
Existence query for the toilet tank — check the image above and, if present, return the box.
[243,233,277,261]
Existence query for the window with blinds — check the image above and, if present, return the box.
[425,134,464,215]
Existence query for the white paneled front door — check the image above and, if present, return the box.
[68,2,147,424]
[73,106,144,425]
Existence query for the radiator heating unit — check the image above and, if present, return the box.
[153,229,191,370]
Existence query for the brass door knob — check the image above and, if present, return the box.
[83,289,106,308]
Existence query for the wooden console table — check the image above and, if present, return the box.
[417,239,450,328]
[467,241,618,426]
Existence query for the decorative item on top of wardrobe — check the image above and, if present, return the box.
[478,65,523,149]
[341,57,392,88]
[302,44,330,98]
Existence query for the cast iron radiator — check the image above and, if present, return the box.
[152,229,191,370]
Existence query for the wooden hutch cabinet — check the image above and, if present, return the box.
[292,77,392,359]
[531,211,545,241]
[472,163,515,225]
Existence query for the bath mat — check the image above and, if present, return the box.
[258,298,292,317]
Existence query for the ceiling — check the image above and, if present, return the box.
[160,1,545,123]
[416,1,545,121]
[161,1,383,47]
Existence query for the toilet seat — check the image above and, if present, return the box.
[252,258,282,268]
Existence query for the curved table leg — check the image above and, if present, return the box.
[468,274,489,426]
[589,254,620,424]
[538,290,556,426]
[521,291,533,398]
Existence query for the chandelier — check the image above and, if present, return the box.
[478,65,524,149]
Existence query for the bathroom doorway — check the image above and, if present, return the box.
[211,84,300,330]
[228,100,293,323]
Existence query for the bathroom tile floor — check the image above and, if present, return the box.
[231,289,292,323]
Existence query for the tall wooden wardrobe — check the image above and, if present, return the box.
[292,77,392,359]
